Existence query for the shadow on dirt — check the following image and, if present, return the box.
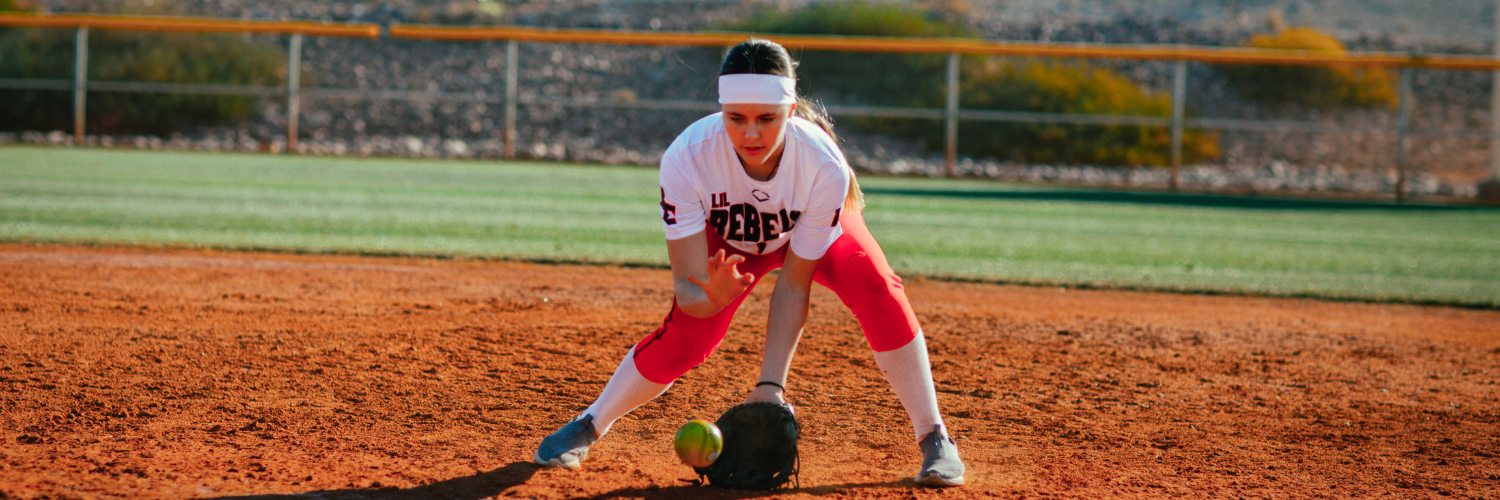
[576,479,910,499]
[211,461,542,500]
[212,462,908,499]
[862,187,1496,211]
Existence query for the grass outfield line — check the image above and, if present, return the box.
[2,146,1497,307]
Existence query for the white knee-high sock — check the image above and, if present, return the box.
[871,330,947,442]
[581,347,672,436]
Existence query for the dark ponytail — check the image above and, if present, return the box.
[720,39,864,212]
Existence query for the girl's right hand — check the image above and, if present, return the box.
[686,249,754,310]
[744,383,787,405]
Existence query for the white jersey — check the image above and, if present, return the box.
[659,113,851,260]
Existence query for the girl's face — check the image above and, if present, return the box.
[722,103,796,170]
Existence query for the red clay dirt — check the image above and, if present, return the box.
[0,242,1496,499]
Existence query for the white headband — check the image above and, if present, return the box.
[717,74,797,105]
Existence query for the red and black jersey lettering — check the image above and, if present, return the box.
[708,209,729,236]
[761,212,780,241]
[743,209,760,242]
[708,203,801,252]
[660,188,677,225]
[726,204,744,241]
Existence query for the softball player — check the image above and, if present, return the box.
[534,38,965,487]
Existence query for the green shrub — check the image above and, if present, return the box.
[1221,27,1397,109]
[0,0,33,12]
[0,26,286,135]
[960,60,1219,165]
[723,1,1218,166]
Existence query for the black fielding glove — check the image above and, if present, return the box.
[694,402,799,490]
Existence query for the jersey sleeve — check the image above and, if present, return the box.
[659,153,707,240]
[788,163,850,260]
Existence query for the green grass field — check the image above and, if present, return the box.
[3,146,1497,307]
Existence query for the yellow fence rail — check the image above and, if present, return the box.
[2,12,1496,70]
[0,12,378,37]
[388,23,1500,71]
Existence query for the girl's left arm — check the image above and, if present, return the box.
[744,250,819,405]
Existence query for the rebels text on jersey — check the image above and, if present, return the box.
[658,113,851,260]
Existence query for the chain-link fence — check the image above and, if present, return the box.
[3,12,1498,201]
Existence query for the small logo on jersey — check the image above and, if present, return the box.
[660,188,677,225]
[750,189,770,202]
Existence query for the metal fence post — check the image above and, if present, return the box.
[1395,67,1413,204]
[1494,61,1500,184]
[505,39,518,159]
[1492,0,1500,185]
[943,52,959,177]
[286,33,303,153]
[73,27,88,145]
[1170,59,1186,192]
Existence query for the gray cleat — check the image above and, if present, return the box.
[533,414,600,469]
[916,425,965,487]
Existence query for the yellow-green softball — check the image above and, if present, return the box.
[673,419,723,468]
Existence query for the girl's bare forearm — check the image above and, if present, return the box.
[757,277,810,387]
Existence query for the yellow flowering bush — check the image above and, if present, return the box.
[1223,27,1397,109]
[961,60,1219,165]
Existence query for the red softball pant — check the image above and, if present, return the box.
[631,209,921,384]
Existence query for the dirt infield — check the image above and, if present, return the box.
[1,243,1496,499]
